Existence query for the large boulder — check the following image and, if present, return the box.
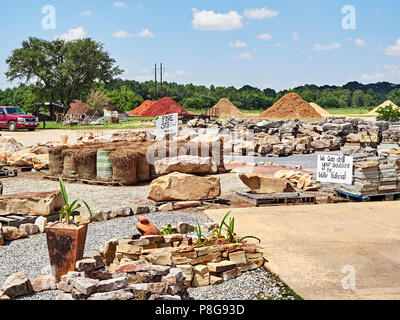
[0,191,64,216]
[1,272,33,298]
[154,155,216,175]
[239,173,296,194]
[32,154,49,171]
[148,172,221,202]
[7,151,36,167]
[0,136,24,152]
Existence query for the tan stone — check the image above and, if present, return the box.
[236,261,258,272]
[100,239,118,266]
[3,226,28,241]
[31,275,57,293]
[1,272,33,298]
[19,223,39,236]
[159,203,174,212]
[179,265,193,283]
[210,275,224,285]
[172,251,197,259]
[74,215,91,224]
[154,155,216,175]
[191,252,221,265]
[229,251,247,264]
[192,273,210,287]
[116,244,142,255]
[172,201,202,210]
[195,246,225,257]
[220,268,242,281]
[148,172,221,202]
[147,252,172,266]
[32,154,49,171]
[0,191,64,216]
[246,252,264,260]
[207,261,236,273]
[193,265,209,276]
[239,173,296,194]
[164,234,184,243]
[7,152,36,167]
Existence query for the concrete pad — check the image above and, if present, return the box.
[205,202,400,300]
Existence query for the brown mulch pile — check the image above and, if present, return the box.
[211,98,244,117]
[67,100,91,116]
[259,93,323,119]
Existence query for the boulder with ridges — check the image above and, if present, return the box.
[148,172,221,202]
[154,155,216,175]
[239,173,296,194]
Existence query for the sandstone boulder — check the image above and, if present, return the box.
[0,191,64,216]
[240,173,296,194]
[3,226,28,241]
[148,172,221,202]
[7,151,36,167]
[0,136,24,152]
[154,155,216,175]
[32,154,49,171]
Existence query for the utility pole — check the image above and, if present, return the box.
[154,63,158,100]
[160,62,163,98]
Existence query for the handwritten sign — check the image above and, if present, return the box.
[155,113,179,135]
[317,154,353,185]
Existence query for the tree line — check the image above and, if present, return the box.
[1,37,400,114]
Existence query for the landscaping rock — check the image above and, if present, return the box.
[136,216,162,236]
[96,277,128,293]
[71,277,99,295]
[2,226,28,241]
[148,172,221,202]
[76,258,97,272]
[31,275,57,292]
[154,155,216,175]
[88,289,134,300]
[207,261,236,273]
[239,173,296,194]
[158,203,173,212]
[172,201,202,210]
[210,275,224,285]
[91,211,111,222]
[34,216,47,233]
[19,223,39,236]
[113,207,133,217]
[74,215,91,224]
[100,239,118,266]
[115,260,150,273]
[0,191,64,216]
[0,294,10,300]
[149,294,181,300]
[56,293,75,300]
[1,272,33,298]
[177,222,194,234]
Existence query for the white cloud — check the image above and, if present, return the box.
[134,74,153,82]
[112,30,133,39]
[113,2,129,8]
[361,72,384,81]
[292,32,300,40]
[354,38,366,47]
[257,33,272,41]
[313,42,341,51]
[230,40,247,48]
[55,27,87,42]
[385,38,400,57]
[175,70,188,76]
[191,8,243,31]
[137,29,154,38]
[243,7,279,20]
[234,52,253,60]
[80,10,92,16]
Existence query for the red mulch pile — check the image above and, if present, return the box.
[67,100,90,115]
[129,97,189,117]
[128,100,157,117]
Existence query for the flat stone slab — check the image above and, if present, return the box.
[0,191,64,216]
[205,202,400,300]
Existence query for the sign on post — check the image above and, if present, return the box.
[155,113,179,135]
[317,154,353,185]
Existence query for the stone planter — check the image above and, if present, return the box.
[45,223,88,280]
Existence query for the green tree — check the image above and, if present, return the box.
[106,86,143,112]
[5,37,122,105]
[388,88,400,106]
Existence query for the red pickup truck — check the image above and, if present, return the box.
[0,106,39,131]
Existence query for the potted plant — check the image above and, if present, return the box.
[45,178,92,280]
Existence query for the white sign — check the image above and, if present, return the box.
[317,154,353,185]
[155,113,179,135]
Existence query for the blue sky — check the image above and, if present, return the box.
[1,0,400,91]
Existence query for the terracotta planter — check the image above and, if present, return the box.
[45,223,88,280]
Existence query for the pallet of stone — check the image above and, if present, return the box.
[236,191,316,207]
[334,189,400,202]
[2,165,33,173]
[43,176,77,183]
[0,168,18,178]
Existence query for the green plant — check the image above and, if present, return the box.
[376,104,400,121]
[161,224,174,236]
[59,177,92,225]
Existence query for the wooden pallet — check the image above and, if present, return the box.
[334,189,400,202]
[293,150,313,155]
[0,212,61,228]
[1,165,32,173]
[312,147,340,152]
[236,191,316,207]
[44,176,122,186]
[0,168,18,178]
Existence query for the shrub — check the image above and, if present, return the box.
[376,104,400,121]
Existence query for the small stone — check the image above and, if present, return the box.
[113,207,133,217]
[61,271,81,284]
[219,268,242,281]
[91,211,111,222]
[88,289,134,300]
[115,260,150,273]
[146,265,171,276]
[56,293,75,300]
[229,251,247,264]
[191,252,221,265]
[192,272,210,287]
[100,239,118,266]
[116,244,142,255]
[19,223,39,236]
[134,206,150,215]
[149,294,182,301]
[141,235,165,244]
[76,258,97,272]
[88,270,113,281]
[96,277,128,293]
[172,201,202,210]
[31,275,57,292]
[0,294,11,300]
[246,252,264,259]
[89,254,105,270]
[177,222,194,234]
[210,275,224,285]
[57,282,73,293]
[1,272,33,298]
[2,226,28,241]
[71,288,89,300]
[147,252,172,266]
[207,260,236,273]
[178,265,193,282]
[161,268,185,286]
[159,203,173,212]
[163,234,184,243]
[193,265,209,276]
[71,277,99,295]
[74,215,91,224]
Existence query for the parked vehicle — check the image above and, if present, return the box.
[0,106,39,131]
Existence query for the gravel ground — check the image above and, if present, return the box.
[0,211,298,301]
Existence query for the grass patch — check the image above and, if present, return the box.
[325,108,370,115]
